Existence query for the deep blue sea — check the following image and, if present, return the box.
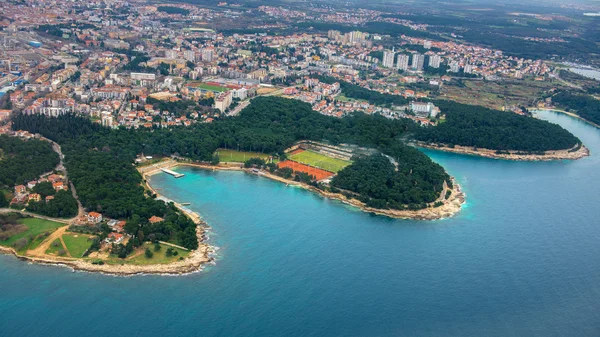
[1,110,600,337]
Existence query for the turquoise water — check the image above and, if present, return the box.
[1,110,600,336]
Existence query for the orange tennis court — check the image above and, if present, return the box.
[277,160,335,180]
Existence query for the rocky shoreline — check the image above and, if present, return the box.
[414,141,590,161]
[169,161,466,221]
[0,158,465,275]
[0,225,215,276]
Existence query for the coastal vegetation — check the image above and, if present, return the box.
[551,92,600,126]
[331,153,445,209]
[0,213,64,252]
[415,100,581,152]
[12,97,450,223]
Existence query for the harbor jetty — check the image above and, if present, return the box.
[161,168,185,178]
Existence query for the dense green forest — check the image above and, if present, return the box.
[0,135,59,188]
[414,100,580,152]
[26,190,78,218]
[332,150,446,210]
[12,97,449,221]
[157,6,190,15]
[551,92,600,126]
[10,116,198,249]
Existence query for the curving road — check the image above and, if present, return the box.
[40,137,85,219]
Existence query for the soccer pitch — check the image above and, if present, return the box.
[288,150,351,173]
[215,149,270,162]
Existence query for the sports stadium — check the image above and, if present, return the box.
[277,141,360,181]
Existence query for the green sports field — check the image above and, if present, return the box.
[195,83,228,92]
[288,150,351,173]
[215,149,270,163]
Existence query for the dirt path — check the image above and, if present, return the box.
[27,225,69,257]
[40,137,85,218]
[158,241,190,251]
[58,234,71,257]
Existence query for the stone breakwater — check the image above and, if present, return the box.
[413,142,590,161]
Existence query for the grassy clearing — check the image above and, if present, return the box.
[442,78,562,110]
[288,150,352,173]
[28,232,52,250]
[125,243,190,265]
[45,238,64,255]
[335,94,354,102]
[62,234,93,258]
[0,217,64,250]
[215,149,270,163]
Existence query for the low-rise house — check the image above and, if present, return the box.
[106,232,124,244]
[47,174,64,183]
[14,185,26,195]
[28,193,41,203]
[27,180,38,189]
[87,212,103,224]
[149,216,164,224]
[52,181,68,191]
[114,221,126,233]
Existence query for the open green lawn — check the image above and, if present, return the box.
[45,238,64,255]
[288,150,352,173]
[335,94,354,102]
[215,149,270,163]
[29,232,52,250]
[125,242,190,265]
[62,234,93,258]
[0,217,64,251]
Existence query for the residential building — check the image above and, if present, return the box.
[396,54,409,71]
[87,212,103,224]
[214,91,232,112]
[411,53,425,70]
[382,49,395,68]
[428,55,441,69]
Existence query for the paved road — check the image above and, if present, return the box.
[40,137,85,218]
[226,100,250,117]
[0,208,74,224]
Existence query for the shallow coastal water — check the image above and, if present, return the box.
[567,66,600,80]
[1,110,600,336]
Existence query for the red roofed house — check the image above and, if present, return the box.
[15,185,26,195]
[87,212,103,224]
[114,221,126,233]
[28,193,41,203]
[107,232,124,244]
[47,174,64,183]
[52,181,68,191]
[149,216,164,224]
